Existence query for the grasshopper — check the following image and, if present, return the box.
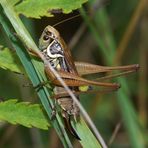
[30,25,139,140]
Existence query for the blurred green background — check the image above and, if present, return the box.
[0,0,147,147]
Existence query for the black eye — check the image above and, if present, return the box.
[43,35,49,41]
[46,31,52,36]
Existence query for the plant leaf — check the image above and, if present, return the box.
[74,118,102,148]
[0,1,103,147]
[13,0,87,18]
[0,46,22,73]
[0,3,73,146]
[0,99,49,130]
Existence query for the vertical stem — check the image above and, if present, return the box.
[138,14,148,126]
[0,1,72,147]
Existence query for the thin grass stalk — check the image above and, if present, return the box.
[80,3,145,148]
[0,1,104,147]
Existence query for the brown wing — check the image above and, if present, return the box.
[58,37,78,75]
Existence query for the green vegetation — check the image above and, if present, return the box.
[0,0,147,147]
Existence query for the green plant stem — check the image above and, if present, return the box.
[0,1,103,148]
[0,1,72,147]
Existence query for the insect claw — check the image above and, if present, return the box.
[51,108,56,120]
[34,81,52,91]
[34,83,43,92]
[116,83,121,89]
[135,64,140,71]
[111,83,121,90]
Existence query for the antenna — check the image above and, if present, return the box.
[52,0,109,27]
[53,14,81,27]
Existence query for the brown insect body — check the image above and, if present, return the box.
[54,87,80,139]
[35,25,139,140]
[39,26,81,139]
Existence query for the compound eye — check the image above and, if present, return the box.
[46,31,52,36]
[43,35,50,41]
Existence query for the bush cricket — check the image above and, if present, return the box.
[29,25,139,140]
